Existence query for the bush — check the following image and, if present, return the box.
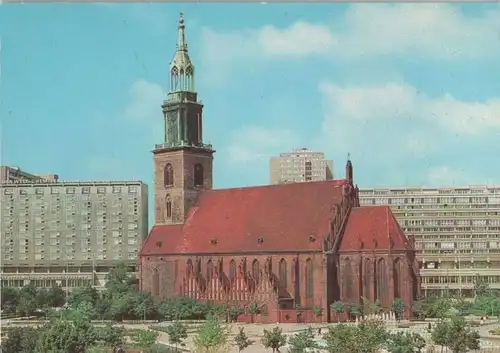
[489,327,500,335]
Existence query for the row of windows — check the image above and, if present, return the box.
[360,189,500,196]
[3,185,139,195]
[152,258,315,299]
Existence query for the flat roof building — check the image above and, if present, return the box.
[359,185,500,297]
[1,179,148,290]
[270,148,334,185]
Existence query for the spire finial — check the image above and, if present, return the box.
[347,152,351,161]
[177,12,187,52]
[169,13,195,92]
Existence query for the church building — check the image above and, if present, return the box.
[139,14,421,323]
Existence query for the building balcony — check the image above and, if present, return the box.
[154,141,213,151]
[420,268,500,276]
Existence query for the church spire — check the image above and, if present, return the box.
[169,13,195,93]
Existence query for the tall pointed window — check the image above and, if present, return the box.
[164,163,174,187]
[279,259,287,288]
[186,259,193,277]
[394,258,402,299]
[343,258,353,301]
[252,259,260,283]
[229,260,236,282]
[363,259,372,301]
[152,268,160,297]
[206,260,213,282]
[305,258,314,299]
[194,164,204,187]
[165,195,172,219]
[377,258,388,305]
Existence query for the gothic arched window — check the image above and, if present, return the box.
[164,163,174,187]
[305,258,314,299]
[377,258,388,305]
[252,259,260,283]
[394,258,402,299]
[343,258,353,301]
[194,163,204,187]
[165,194,172,219]
[186,259,193,277]
[206,260,213,282]
[229,260,236,281]
[279,259,287,288]
[363,259,372,301]
[152,268,160,297]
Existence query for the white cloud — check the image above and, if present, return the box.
[201,4,500,74]
[319,81,500,136]
[226,126,300,164]
[318,80,500,185]
[426,165,494,187]
[124,79,165,121]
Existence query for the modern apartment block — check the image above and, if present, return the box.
[270,148,334,185]
[359,186,500,298]
[0,180,148,290]
[0,165,58,183]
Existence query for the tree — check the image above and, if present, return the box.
[261,326,287,353]
[330,301,343,322]
[392,298,405,321]
[36,316,98,353]
[234,327,252,352]
[288,327,317,353]
[386,332,426,353]
[3,326,41,353]
[373,300,382,314]
[67,285,98,308]
[356,319,389,353]
[432,316,481,353]
[1,287,19,313]
[105,262,136,296]
[323,324,358,353]
[165,321,188,352]
[132,291,156,320]
[45,285,66,308]
[474,275,490,298]
[248,302,259,323]
[134,329,159,353]
[99,323,125,352]
[193,315,230,353]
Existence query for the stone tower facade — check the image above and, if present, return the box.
[153,13,215,226]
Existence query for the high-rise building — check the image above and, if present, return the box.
[0,180,148,289]
[270,148,334,185]
[0,165,58,183]
[359,186,500,297]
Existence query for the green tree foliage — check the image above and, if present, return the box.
[330,301,343,322]
[412,296,452,319]
[165,321,188,351]
[392,298,405,321]
[288,327,317,353]
[2,326,41,353]
[261,326,287,353]
[234,327,252,352]
[193,316,230,353]
[36,316,98,353]
[134,329,159,352]
[68,284,98,306]
[99,323,125,351]
[386,332,426,353]
[1,286,20,313]
[431,316,481,353]
[474,275,491,298]
[323,319,388,353]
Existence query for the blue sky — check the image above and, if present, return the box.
[1,3,500,199]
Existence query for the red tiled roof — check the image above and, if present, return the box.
[140,180,347,255]
[339,206,410,251]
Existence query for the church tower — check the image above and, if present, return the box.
[153,13,215,225]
